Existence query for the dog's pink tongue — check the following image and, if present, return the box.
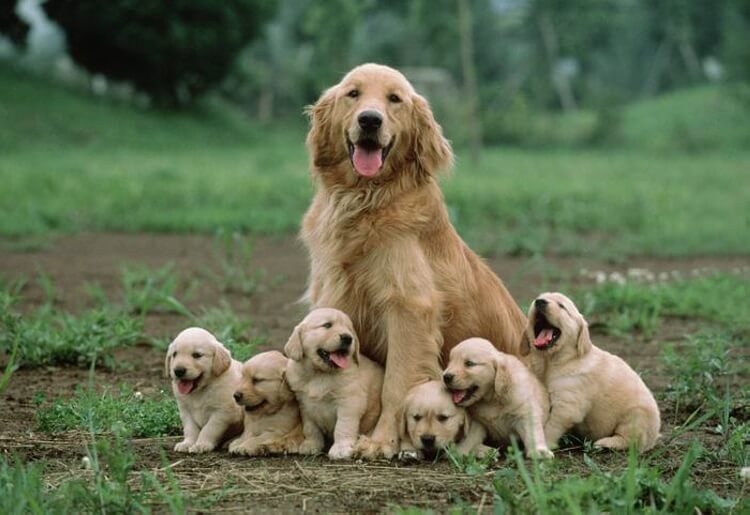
[177,379,195,395]
[534,329,554,348]
[330,353,349,369]
[352,145,382,177]
[452,390,467,404]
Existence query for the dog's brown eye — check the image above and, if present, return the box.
[347,89,359,98]
[322,322,333,329]
[437,414,449,423]
[388,93,401,103]
[413,415,422,422]
[464,360,476,368]
[192,352,202,359]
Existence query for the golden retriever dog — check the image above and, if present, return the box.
[284,308,384,460]
[302,63,526,458]
[523,292,661,452]
[399,380,492,460]
[166,327,243,453]
[443,338,553,459]
[228,351,304,456]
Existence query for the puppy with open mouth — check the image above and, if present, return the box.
[444,338,553,459]
[166,327,243,453]
[228,351,304,456]
[399,380,492,461]
[523,293,661,452]
[284,308,384,460]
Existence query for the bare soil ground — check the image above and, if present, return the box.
[1,233,747,512]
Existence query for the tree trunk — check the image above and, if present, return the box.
[457,0,482,163]
[537,11,576,112]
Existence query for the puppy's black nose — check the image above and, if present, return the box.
[358,110,382,131]
[534,298,548,309]
[420,435,436,449]
[233,391,242,403]
[340,334,353,347]
[174,367,186,378]
[443,373,454,386]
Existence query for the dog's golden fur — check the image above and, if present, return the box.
[399,380,491,460]
[302,63,526,458]
[523,293,661,452]
[228,351,304,456]
[284,308,384,460]
[444,338,553,459]
[166,327,243,453]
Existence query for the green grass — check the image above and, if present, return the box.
[36,385,180,438]
[1,64,749,257]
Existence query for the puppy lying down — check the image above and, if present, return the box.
[525,292,660,452]
[284,308,384,460]
[400,380,491,460]
[166,327,243,453]
[229,351,304,456]
[444,338,553,459]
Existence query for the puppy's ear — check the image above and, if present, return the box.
[284,324,304,361]
[412,94,453,175]
[494,358,510,399]
[305,87,340,169]
[212,344,231,376]
[351,333,360,366]
[519,329,531,356]
[164,343,173,379]
[456,409,470,443]
[576,316,593,357]
[397,399,411,445]
[277,369,294,403]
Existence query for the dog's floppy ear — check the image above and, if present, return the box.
[278,368,294,403]
[164,343,174,379]
[284,324,304,361]
[456,409,471,444]
[576,316,593,357]
[211,343,232,376]
[494,357,510,399]
[305,86,340,169]
[412,93,453,175]
[351,333,360,366]
[398,395,411,445]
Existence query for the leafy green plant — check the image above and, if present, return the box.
[121,263,188,315]
[212,230,265,295]
[444,444,498,475]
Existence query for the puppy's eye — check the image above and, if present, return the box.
[322,322,333,329]
[464,360,476,368]
[347,89,359,98]
[191,352,202,359]
[172,351,177,357]
[252,378,264,384]
[413,415,422,422]
[437,414,449,423]
[388,93,401,103]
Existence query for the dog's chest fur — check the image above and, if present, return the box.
[469,401,519,442]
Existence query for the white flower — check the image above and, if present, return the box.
[741,467,750,481]
[81,456,91,469]
[134,391,144,401]
[595,271,607,284]
[609,272,626,285]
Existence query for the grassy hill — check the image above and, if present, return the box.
[1,63,748,257]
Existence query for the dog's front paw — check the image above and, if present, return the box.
[528,446,554,460]
[188,441,216,454]
[327,442,354,460]
[298,439,324,455]
[398,449,420,462]
[174,440,194,452]
[228,440,253,456]
[354,435,398,460]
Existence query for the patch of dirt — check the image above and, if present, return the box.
[1,233,747,511]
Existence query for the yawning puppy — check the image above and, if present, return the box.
[166,327,243,453]
[284,308,384,460]
[228,351,304,456]
[443,338,553,459]
[524,292,661,452]
[400,380,491,460]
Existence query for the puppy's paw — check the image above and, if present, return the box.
[228,440,254,456]
[327,442,354,460]
[188,441,215,454]
[398,449,420,462]
[298,439,324,455]
[528,447,554,460]
[174,440,194,452]
[353,435,398,460]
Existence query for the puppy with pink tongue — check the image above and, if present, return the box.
[166,328,243,453]
[284,308,384,460]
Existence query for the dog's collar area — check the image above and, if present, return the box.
[449,385,478,405]
[533,313,561,350]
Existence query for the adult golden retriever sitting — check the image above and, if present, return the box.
[302,63,526,458]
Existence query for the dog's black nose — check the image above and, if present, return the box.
[358,110,382,131]
[174,367,186,378]
[443,373,454,386]
[420,435,436,449]
[233,391,242,403]
[340,334,353,347]
[534,298,548,309]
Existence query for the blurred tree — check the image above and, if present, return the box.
[0,0,29,47]
[43,0,275,107]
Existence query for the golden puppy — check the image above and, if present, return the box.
[523,293,661,452]
[228,351,304,456]
[302,63,526,458]
[399,380,491,460]
[165,327,243,453]
[284,308,383,460]
[443,338,553,459]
